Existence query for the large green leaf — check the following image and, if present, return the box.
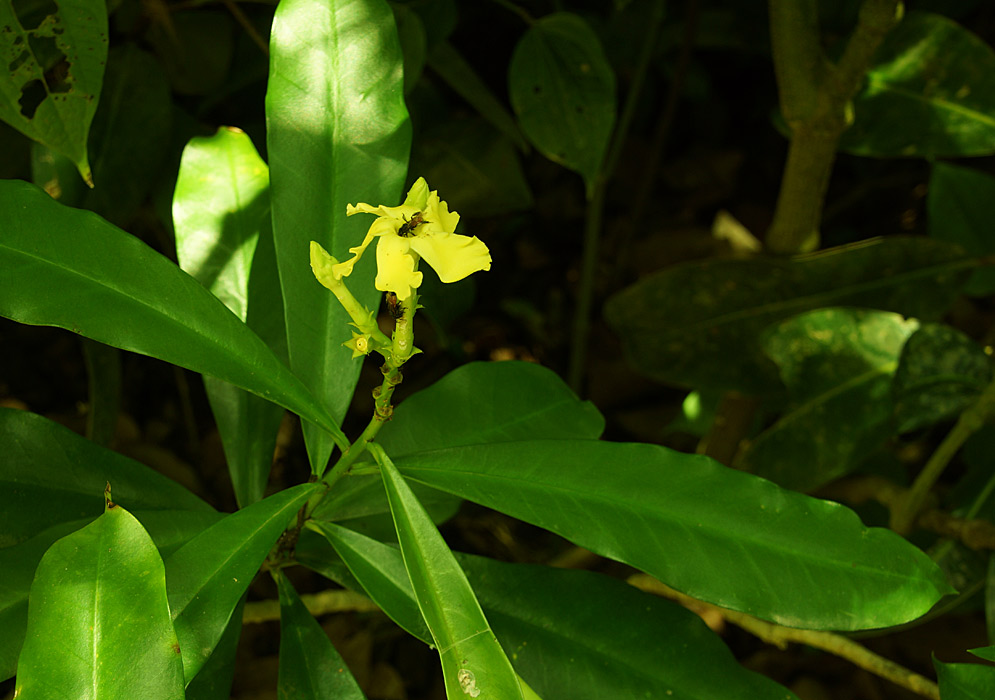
[266,0,411,473]
[0,178,346,448]
[604,237,972,394]
[14,497,184,700]
[0,0,108,184]
[892,323,992,433]
[379,451,525,700]
[185,596,245,700]
[166,482,321,684]
[313,361,603,522]
[0,407,213,548]
[0,511,222,683]
[275,571,366,700]
[841,12,995,158]
[395,440,954,630]
[308,523,797,700]
[174,127,286,507]
[928,162,995,295]
[508,12,616,194]
[739,309,919,491]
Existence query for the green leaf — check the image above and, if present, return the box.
[275,571,366,700]
[428,41,529,152]
[308,520,432,643]
[14,498,184,699]
[413,117,533,217]
[1,407,213,548]
[604,237,972,394]
[378,450,525,700]
[0,178,346,448]
[185,596,245,700]
[83,44,172,227]
[460,555,799,700]
[307,523,797,700]
[395,440,954,630]
[0,511,222,683]
[928,162,995,296]
[0,0,108,184]
[935,653,995,699]
[841,12,995,157]
[313,361,602,523]
[166,482,321,684]
[739,309,919,492]
[508,12,616,193]
[267,0,410,473]
[174,126,286,507]
[892,323,992,433]
[392,2,427,94]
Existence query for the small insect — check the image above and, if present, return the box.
[385,291,404,320]
[397,211,429,237]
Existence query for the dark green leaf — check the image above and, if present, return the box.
[174,127,285,507]
[185,597,245,700]
[413,117,533,217]
[14,500,184,699]
[893,323,991,433]
[842,12,995,157]
[0,179,346,447]
[508,12,616,193]
[0,0,107,183]
[267,0,410,473]
[604,237,972,394]
[275,571,366,700]
[928,162,995,295]
[147,11,234,96]
[379,451,525,700]
[396,440,954,630]
[428,41,529,152]
[166,482,321,684]
[305,523,798,700]
[740,309,918,491]
[83,44,172,226]
[934,653,995,700]
[82,338,121,446]
[313,361,602,523]
[0,407,213,548]
[392,3,427,94]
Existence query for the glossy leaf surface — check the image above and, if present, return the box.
[267,0,410,472]
[396,440,953,630]
[276,572,366,700]
[185,597,245,700]
[1,407,213,548]
[508,12,616,193]
[308,523,797,700]
[842,12,995,158]
[313,361,602,522]
[928,162,995,296]
[166,483,321,683]
[380,453,524,700]
[0,179,346,447]
[0,0,107,183]
[740,309,918,491]
[14,500,183,700]
[604,237,971,393]
[174,127,286,507]
[934,651,995,700]
[893,323,991,433]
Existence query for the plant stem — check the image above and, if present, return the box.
[766,0,901,254]
[891,378,995,534]
[631,575,941,700]
[567,0,666,393]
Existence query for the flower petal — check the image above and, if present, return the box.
[375,235,424,301]
[410,232,491,283]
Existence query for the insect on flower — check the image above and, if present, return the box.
[385,291,404,320]
[397,211,429,237]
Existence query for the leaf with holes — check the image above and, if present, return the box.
[0,0,108,184]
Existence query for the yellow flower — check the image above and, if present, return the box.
[344,331,374,359]
[333,178,491,301]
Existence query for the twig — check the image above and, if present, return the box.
[630,575,940,700]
